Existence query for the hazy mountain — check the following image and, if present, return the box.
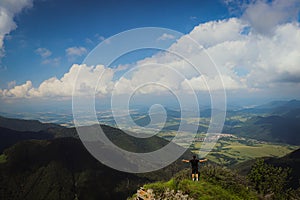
[0,116,61,132]
[0,127,54,153]
[0,115,78,152]
[228,114,300,145]
[236,99,300,115]
[222,100,300,144]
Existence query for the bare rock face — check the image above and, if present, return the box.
[161,188,192,200]
[134,187,193,200]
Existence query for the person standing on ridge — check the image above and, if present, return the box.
[182,155,208,181]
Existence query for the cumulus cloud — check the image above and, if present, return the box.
[242,0,300,34]
[187,18,300,90]
[113,17,300,95]
[0,64,114,98]
[0,0,33,58]
[0,80,33,98]
[181,75,246,91]
[188,18,246,48]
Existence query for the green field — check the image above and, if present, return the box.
[157,129,299,166]
[191,137,299,166]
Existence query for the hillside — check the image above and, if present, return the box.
[0,116,61,132]
[229,115,300,144]
[0,127,54,153]
[266,148,300,189]
[234,99,300,115]
[0,116,195,199]
[129,165,258,200]
[130,150,300,200]
[0,116,77,153]
[233,148,300,189]
[0,137,192,200]
[220,100,300,145]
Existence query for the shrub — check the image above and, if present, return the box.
[247,159,291,199]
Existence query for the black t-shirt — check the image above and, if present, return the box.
[189,159,199,169]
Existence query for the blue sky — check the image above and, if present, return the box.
[1,0,300,113]
[0,0,228,87]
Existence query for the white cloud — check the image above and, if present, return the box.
[112,17,300,95]
[35,48,52,58]
[242,0,300,34]
[188,18,247,48]
[0,64,114,98]
[157,33,175,41]
[35,47,60,66]
[1,80,33,98]
[181,75,246,91]
[189,19,300,91]
[0,0,33,58]
[66,46,87,57]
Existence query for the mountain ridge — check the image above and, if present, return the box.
[0,115,62,132]
[0,136,192,200]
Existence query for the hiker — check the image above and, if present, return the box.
[182,155,207,181]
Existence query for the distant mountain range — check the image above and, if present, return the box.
[224,100,300,145]
[181,100,300,144]
[0,116,77,153]
[234,99,300,115]
[0,115,61,132]
[228,115,300,144]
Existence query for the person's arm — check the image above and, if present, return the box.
[182,159,190,163]
[199,158,208,163]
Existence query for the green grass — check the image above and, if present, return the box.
[179,179,247,200]
[0,154,7,163]
[228,144,294,157]
[192,137,300,166]
[143,179,237,200]
[139,178,257,200]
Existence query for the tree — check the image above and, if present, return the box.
[247,159,291,199]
